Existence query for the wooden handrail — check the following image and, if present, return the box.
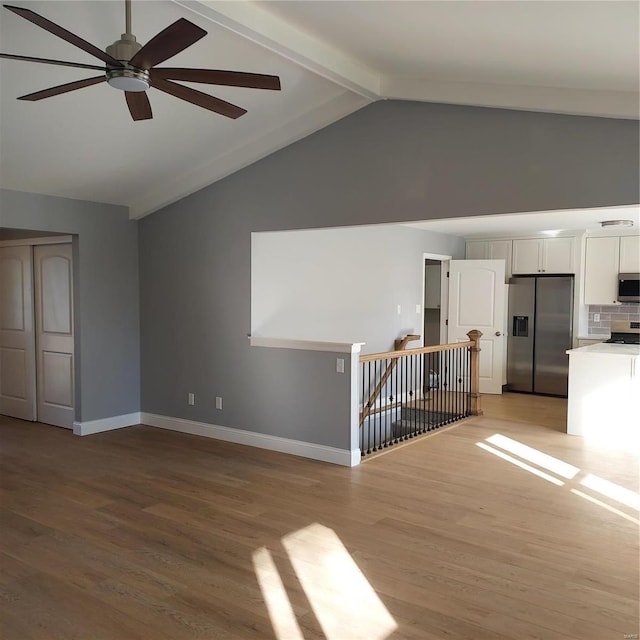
[359,334,420,427]
[359,340,472,363]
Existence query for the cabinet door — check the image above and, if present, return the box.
[619,236,640,273]
[465,241,488,260]
[584,237,620,305]
[488,240,512,280]
[543,237,575,273]
[512,239,542,274]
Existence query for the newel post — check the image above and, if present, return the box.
[467,330,483,416]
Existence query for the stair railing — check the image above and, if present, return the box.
[359,333,420,427]
[358,330,483,458]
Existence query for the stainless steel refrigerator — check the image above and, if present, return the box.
[506,275,573,397]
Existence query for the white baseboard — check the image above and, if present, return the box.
[73,412,141,436]
[141,412,360,467]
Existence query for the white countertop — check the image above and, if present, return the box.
[567,342,640,356]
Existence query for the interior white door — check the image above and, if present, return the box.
[0,246,37,421]
[448,259,506,394]
[34,244,74,428]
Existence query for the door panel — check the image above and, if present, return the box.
[34,244,74,428]
[0,246,36,420]
[448,260,506,394]
[41,351,74,407]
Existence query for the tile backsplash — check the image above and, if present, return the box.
[588,303,640,335]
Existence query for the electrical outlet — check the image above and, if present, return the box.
[416,304,421,314]
[215,396,223,410]
[593,313,600,322]
[397,304,402,315]
[188,392,195,406]
[336,358,345,374]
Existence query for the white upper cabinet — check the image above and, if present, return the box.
[511,239,541,274]
[584,236,620,305]
[512,237,575,274]
[465,241,488,260]
[619,236,640,273]
[465,240,512,280]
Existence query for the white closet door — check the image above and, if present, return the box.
[34,244,74,428]
[0,246,37,421]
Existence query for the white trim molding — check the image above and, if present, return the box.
[250,335,365,354]
[73,412,141,436]
[141,412,360,467]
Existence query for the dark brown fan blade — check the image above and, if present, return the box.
[128,18,206,70]
[152,77,246,119]
[3,5,123,67]
[125,91,153,121]
[0,53,105,70]
[18,76,105,101]
[151,68,281,91]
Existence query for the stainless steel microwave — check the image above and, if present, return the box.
[618,273,640,302]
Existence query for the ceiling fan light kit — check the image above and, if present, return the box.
[0,0,281,120]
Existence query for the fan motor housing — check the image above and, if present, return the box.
[106,32,141,62]
[105,33,149,91]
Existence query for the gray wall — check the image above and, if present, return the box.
[139,101,639,448]
[0,189,140,423]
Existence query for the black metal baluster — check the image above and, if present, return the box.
[456,346,461,419]
[366,361,372,455]
[401,353,407,439]
[420,350,425,434]
[407,356,416,438]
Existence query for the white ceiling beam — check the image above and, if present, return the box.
[383,78,640,120]
[173,0,381,100]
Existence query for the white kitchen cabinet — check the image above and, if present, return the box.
[619,236,640,273]
[465,241,487,260]
[566,343,640,443]
[584,236,620,305]
[512,237,575,274]
[465,240,512,280]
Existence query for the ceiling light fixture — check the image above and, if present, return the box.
[600,220,634,228]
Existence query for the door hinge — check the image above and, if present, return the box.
[446,271,450,278]
[445,319,448,326]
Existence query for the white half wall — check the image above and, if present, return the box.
[251,224,464,353]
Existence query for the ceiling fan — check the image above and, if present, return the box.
[0,1,281,121]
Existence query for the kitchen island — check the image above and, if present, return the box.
[566,342,640,449]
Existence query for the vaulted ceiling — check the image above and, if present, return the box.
[1,1,638,219]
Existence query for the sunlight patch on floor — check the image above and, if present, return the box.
[282,524,397,640]
[253,546,304,640]
[486,433,579,479]
[477,433,640,524]
[580,473,640,511]
[570,489,640,525]
[254,523,397,640]
[476,441,565,486]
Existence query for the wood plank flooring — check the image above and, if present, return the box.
[1,396,638,640]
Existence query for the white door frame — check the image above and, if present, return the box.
[0,235,76,427]
[421,252,452,346]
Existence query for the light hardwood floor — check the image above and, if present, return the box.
[1,395,638,640]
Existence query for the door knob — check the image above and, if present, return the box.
[495,331,502,336]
